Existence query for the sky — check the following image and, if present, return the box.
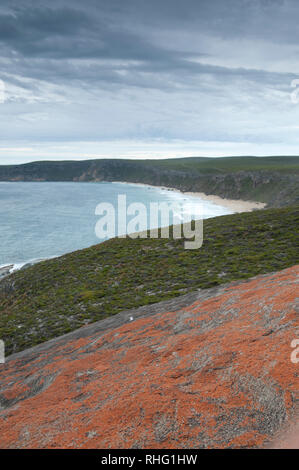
[0,0,299,164]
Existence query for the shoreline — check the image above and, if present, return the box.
[0,264,14,280]
[0,257,52,281]
[113,181,267,213]
[0,182,266,281]
[184,191,266,213]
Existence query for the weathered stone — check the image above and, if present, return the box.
[0,266,298,448]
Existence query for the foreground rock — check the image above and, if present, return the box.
[0,266,298,449]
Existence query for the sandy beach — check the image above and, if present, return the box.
[114,181,266,213]
[184,191,266,213]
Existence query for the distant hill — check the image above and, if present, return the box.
[0,156,298,206]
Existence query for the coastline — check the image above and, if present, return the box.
[0,264,14,280]
[0,257,51,281]
[0,182,266,281]
[113,181,267,213]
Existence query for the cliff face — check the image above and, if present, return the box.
[0,157,298,206]
[0,265,298,449]
[118,170,298,207]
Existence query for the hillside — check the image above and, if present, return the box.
[1,206,298,355]
[0,156,298,206]
[0,265,297,449]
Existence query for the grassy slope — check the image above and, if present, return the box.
[141,156,299,172]
[1,206,298,355]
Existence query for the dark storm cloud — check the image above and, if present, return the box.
[0,3,186,61]
[0,0,297,84]
[105,0,299,44]
[0,7,91,54]
[0,3,290,94]
[0,1,297,61]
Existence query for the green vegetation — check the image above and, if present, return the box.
[1,156,298,206]
[1,206,298,355]
[141,156,299,173]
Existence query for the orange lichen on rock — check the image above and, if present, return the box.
[0,266,298,449]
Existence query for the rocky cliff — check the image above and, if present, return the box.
[0,156,298,206]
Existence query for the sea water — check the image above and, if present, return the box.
[0,181,232,270]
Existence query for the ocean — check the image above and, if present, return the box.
[0,181,232,271]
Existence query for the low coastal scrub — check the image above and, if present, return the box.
[1,206,298,355]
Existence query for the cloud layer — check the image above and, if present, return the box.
[0,0,299,163]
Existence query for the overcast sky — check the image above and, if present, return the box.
[0,0,299,164]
